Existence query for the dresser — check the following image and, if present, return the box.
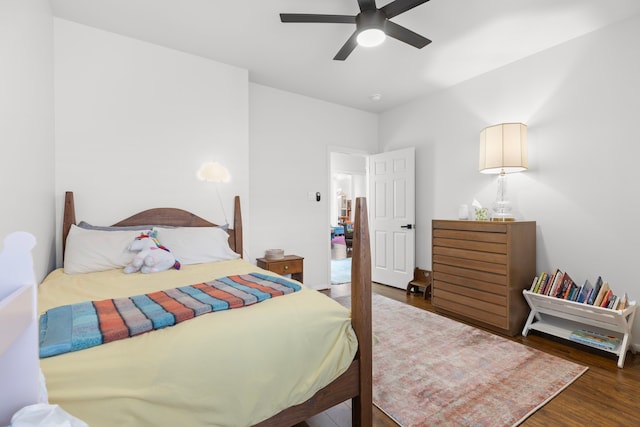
[432,220,536,336]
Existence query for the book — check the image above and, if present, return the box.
[571,283,582,301]
[582,287,595,305]
[618,292,629,310]
[593,282,610,307]
[569,329,620,351]
[561,275,576,299]
[600,289,613,308]
[547,269,563,297]
[567,282,579,301]
[587,276,603,305]
[619,292,629,310]
[576,279,592,303]
[554,272,571,298]
[529,276,539,292]
[536,272,547,294]
[532,273,544,293]
[539,272,552,295]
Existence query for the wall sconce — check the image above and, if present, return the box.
[197,161,231,224]
[479,123,528,221]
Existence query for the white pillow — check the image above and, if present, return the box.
[64,225,147,274]
[153,226,239,265]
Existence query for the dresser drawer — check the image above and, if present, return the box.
[263,258,303,275]
[433,290,509,330]
[433,270,507,295]
[432,262,507,286]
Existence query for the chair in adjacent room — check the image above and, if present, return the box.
[343,223,353,255]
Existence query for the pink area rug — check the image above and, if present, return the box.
[337,294,587,427]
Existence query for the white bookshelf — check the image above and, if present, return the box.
[522,290,637,368]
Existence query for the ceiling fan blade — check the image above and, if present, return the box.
[280,13,356,24]
[380,0,430,19]
[334,31,359,61]
[357,0,378,13]
[385,21,431,48]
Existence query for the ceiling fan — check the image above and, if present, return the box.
[280,0,432,61]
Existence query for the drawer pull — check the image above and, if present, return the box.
[284,265,289,270]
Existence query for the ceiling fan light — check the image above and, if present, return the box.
[357,28,386,47]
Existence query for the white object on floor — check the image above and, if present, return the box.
[10,404,88,427]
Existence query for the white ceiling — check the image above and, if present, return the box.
[50,0,640,113]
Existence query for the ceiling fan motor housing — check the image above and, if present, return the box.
[356,9,387,32]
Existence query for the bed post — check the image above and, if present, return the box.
[351,197,372,426]
[62,191,77,259]
[233,195,243,258]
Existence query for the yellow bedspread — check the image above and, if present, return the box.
[39,259,357,427]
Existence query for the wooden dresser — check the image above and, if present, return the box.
[432,220,536,336]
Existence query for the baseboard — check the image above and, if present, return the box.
[631,343,640,354]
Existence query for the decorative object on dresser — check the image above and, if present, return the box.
[479,122,528,221]
[256,254,304,284]
[432,220,536,336]
[523,269,636,368]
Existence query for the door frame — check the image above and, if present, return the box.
[327,146,371,286]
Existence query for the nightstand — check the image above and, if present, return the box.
[256,255,304,284]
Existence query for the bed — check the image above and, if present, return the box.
[37,191,372,427]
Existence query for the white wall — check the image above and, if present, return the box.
[380,14,640,342]
[0,0,55,282]
[249,84,378,289]
[54,19,250,262]
[54,19,378,288]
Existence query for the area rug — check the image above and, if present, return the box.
[331,257,351,285]
[336,294,588,427]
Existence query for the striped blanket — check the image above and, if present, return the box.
[39,272,301,358]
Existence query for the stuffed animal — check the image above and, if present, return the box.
[123,231,181,274]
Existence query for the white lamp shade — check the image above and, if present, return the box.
[479,123,528,174]
[197,162,231,183]
[357,28,386,47]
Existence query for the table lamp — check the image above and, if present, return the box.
[479,123,528,221]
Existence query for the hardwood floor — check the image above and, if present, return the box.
[297,282,640,427]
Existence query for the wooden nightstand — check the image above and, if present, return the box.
[256,255,304,284]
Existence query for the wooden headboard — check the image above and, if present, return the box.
[62,191,243,259]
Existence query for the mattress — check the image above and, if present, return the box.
[38,259,357,426]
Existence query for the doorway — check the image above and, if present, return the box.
[329,151,367,285]
[328,147,416,289]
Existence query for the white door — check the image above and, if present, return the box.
[368,147,416,289]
